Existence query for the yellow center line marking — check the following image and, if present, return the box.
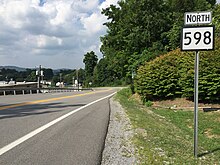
[0,89,112,111]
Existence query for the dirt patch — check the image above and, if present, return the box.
[152,98,220,110]
[129,93,142,104]
[204,128,220,139]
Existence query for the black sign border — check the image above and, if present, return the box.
[181,25,215,51]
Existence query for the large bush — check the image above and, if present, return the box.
[135,38,220,102]
[135,50,181,101]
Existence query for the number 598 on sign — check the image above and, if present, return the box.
[181,26,214,51]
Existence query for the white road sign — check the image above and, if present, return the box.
[181,26,214,51]
[184,12,212,25]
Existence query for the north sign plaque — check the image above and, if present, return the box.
[184,11,212,25]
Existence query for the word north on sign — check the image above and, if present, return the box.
[181,26,214,51]
[185,12,212,25]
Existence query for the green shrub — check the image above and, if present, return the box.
[145,100,153,107]
[135,38,220,102]
[135,49,183,100]
[180,39,220,101]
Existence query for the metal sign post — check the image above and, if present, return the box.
[194,51,199,157]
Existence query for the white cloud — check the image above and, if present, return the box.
[99,0,119,10]
[50,2,72,26]
[71,0,99,12]
[0,0,118,69]
[35,35,63,48]
[81,12,107,35]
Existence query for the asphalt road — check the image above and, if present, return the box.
[0,87,118,165]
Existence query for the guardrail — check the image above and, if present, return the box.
[0,87,93,96]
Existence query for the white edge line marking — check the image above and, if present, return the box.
[0,92,116,156]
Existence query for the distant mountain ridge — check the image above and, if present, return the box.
[0,66,28,72]
[0,66,73,73]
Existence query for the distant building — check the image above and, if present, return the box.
[0,81,7,86]
[56,82,65,88]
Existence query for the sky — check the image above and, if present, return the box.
[0,0,219,69]
[0,0,118,69]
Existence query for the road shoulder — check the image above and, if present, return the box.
[101,97,136,164]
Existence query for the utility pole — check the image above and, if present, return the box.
[36,65,41,89]
[36,65,43,91]
[60,73,62,83]
[77,69,79,91]
[59,73,62,87]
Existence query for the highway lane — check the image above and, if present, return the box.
[0,88,118,165]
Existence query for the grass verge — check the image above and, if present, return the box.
[115,88,220,164]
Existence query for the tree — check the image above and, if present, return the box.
[52,75,59,86]
[213,4,220,37]
[63,73,74,85]
[207,0,217,6]
[42,68,54,80]
[99,0,216,87]
[77,68,85,85]
[83,51,98,86]
[93,58,112,86]
[100,0,172,84]
[25,70,36,82]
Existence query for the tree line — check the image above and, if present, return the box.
[82,0,220,88]
[0,68,85,86]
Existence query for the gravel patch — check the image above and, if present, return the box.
[101,98,136,165]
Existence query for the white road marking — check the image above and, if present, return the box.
[51,93,63,95]
[0,92,116,156]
